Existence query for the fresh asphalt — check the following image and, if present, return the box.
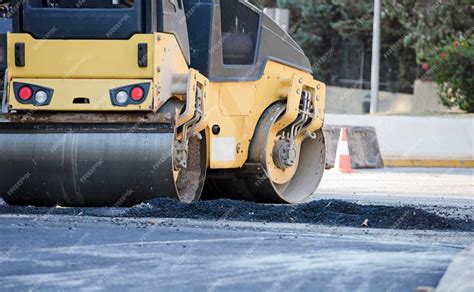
[0,213,470,292]
[0,168,472,291]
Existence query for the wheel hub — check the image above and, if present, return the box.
[273,139,298,169]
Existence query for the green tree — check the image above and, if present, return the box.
[385,0,473,111]
[329,0,417,92]
[330,0,373,48]
[275,0,343,83]
[250,0,417,92]
[384,0,474,61]
[429,36,474,112]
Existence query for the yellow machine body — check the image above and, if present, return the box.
[6,32,326,171]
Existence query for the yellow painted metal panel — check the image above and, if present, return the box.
[9,79,153,111]
[152,33,190,111]
[207,61,326,169]
[7,33,155,79]
[218,83,256,116]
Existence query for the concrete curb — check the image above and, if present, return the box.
[324,125,384,169]
[384,159,474,168]
[436,243,474,292]
[325,114,474,168]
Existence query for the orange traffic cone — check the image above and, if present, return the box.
[334,127,353,173]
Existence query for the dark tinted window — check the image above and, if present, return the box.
[220,0,259,65]
[31,0,134,8]
[17,0,143,39]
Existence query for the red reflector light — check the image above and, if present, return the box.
[130,86,144,101]
[18,86,33,101]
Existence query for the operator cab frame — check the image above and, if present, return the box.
[184,0,312,82]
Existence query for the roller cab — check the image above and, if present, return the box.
[0,0,326,207]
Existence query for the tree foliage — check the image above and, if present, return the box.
[383,0,474,62]
[429,36,474,112]
[249,0,473,109]
[384,0,473,111]
[249,0,417,92]
[329,0,373,48]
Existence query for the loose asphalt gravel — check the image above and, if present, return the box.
[1,198,472,232]
[128,198,474,231]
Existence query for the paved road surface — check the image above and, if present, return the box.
[0,215,470,292]
[0,168,472,291]
[317,167,473,200]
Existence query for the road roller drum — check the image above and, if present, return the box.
[0,0,326,206]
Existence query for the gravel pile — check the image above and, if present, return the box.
[126,198,474,231]
[1,197,472,231]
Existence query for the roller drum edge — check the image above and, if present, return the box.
[0,123,178,207]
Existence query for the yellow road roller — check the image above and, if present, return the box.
[0,0,326,206]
